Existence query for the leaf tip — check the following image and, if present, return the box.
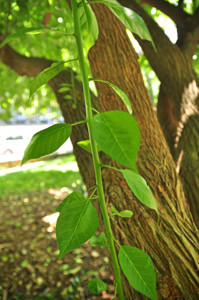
[20,157,26,167]
[58,250,64,261]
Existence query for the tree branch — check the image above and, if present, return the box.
[181,8,199,57]
[0,38,99,113]
[182,25,199,58]
[119,0,182,83]
[119,0,199,64]
[140,0,189,28]
[0,43,52,77]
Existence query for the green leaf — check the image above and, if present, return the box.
[58,87,70,93]
[77,140,92,153]
[79,2,99,52]
[0,27,70,48]
[111,206,133,218]
[77,139,102,153]
[87,278,108,294]
[111,206,119,214]
[55,196,69,213]
[90,78,132,114]
[121,170,157,212]
[118,210,133,218]
[119,246,157,300]
[29,59,77,97]
[56,192,99,259]
[90,232,108,248]
[91,111,140,171]
[93,0,154,46]
[21,123,71,165]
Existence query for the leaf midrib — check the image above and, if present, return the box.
[101,115,133,169]
[61,197,91,255]
[121,247,155,299]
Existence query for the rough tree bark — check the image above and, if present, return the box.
[119,0,199,228]
[0,3,199,299]
[86,4,199,299]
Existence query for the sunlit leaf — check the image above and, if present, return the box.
[90,78,132,114]
[92,111,140,171]
[77,139,101,153]
[93,0,154,47]
[77,140,92,153]
[56,192,99,259]
[21,123,71,165]
[29,59,77,97]
[119,246,157,300]
[0,27,71,48]
[79,1,99,52]
[121,169,157,212]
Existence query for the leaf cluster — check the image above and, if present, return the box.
[12,1,159,299]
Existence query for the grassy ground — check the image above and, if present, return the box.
[0,155,85,198]
[0,155,114,300]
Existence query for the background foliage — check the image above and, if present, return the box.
[1,0,198,119]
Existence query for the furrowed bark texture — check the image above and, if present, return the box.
[119,0,199,228]
[87,4,199,299]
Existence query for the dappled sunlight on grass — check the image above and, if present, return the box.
[0,154,79,175]
[41,161,79,172]
[0,155,85,199]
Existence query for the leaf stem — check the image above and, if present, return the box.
[71,2,125,299]
[71,119,87,126]
[88,185,97,190]
[113,236,121,248]
[100,163,121,172]
[89,187,98,200]
[91,107,100,114]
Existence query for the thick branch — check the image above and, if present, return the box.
[182,26,199,57]
[140,0,189,27]
[0,43,52,77]
[181,8,199,57]
[119,0,182,83]
[120,0,199,59]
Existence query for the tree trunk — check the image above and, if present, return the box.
[119,0,199,228]
[86,4,199,299]
[157,58,199,228]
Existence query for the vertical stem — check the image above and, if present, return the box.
[71,1,125,299]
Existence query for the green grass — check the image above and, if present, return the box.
[0,155,85,199]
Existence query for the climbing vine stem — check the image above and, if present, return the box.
[71,1,125,299]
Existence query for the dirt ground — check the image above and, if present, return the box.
[0,188,114,300]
